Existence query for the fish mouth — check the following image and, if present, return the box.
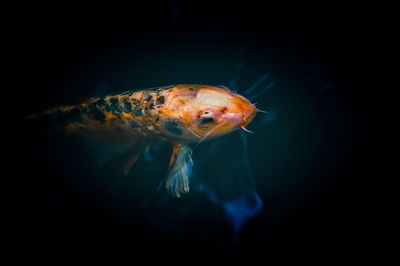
[231,93,258,129]
[240,104,258,128]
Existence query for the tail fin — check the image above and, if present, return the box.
[24,99,101,131]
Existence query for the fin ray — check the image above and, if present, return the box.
[165,145,193,198]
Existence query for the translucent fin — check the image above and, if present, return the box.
[121,152,141,176]
[165,145,193,198]
[93,138,146,176]
[121,140,147,176]
[243,73,270,96]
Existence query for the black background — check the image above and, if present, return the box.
[13,2,376,249]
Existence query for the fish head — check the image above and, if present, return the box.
[160,85,258,143]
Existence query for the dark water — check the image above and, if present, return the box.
[14,3,374,248]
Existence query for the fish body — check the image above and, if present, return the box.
[29,84,259,197]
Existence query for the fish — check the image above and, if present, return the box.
[26,84,260,198]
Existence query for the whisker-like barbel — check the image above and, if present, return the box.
[241,125,254,134]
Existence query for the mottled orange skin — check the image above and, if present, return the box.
[51,84,258,145]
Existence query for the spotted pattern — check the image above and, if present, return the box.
[42,86,169,133]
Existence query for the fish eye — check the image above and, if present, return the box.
[200,117,214,124]
[198,111,215,125]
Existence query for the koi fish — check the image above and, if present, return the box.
[27,84,260,198]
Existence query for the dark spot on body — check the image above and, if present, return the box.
[103,103,111,112]
[109,96,122,116]
[164,119,183,135]
[95,98,111,112]
[87,102,106,123]
[109,96,118,104]
[123,98,132,112]
[135,109,143,117]
[149,103,155,109]
[146,95,153,102]
[156,96,165,104]
[189,87,194,91]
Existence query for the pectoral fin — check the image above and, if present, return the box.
[121,151,141,176]
[120,140,147,176]
[165,144,193,198]
[96,139,146,176]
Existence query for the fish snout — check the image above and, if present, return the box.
[241,103,258,128]
[224,112,243,125]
